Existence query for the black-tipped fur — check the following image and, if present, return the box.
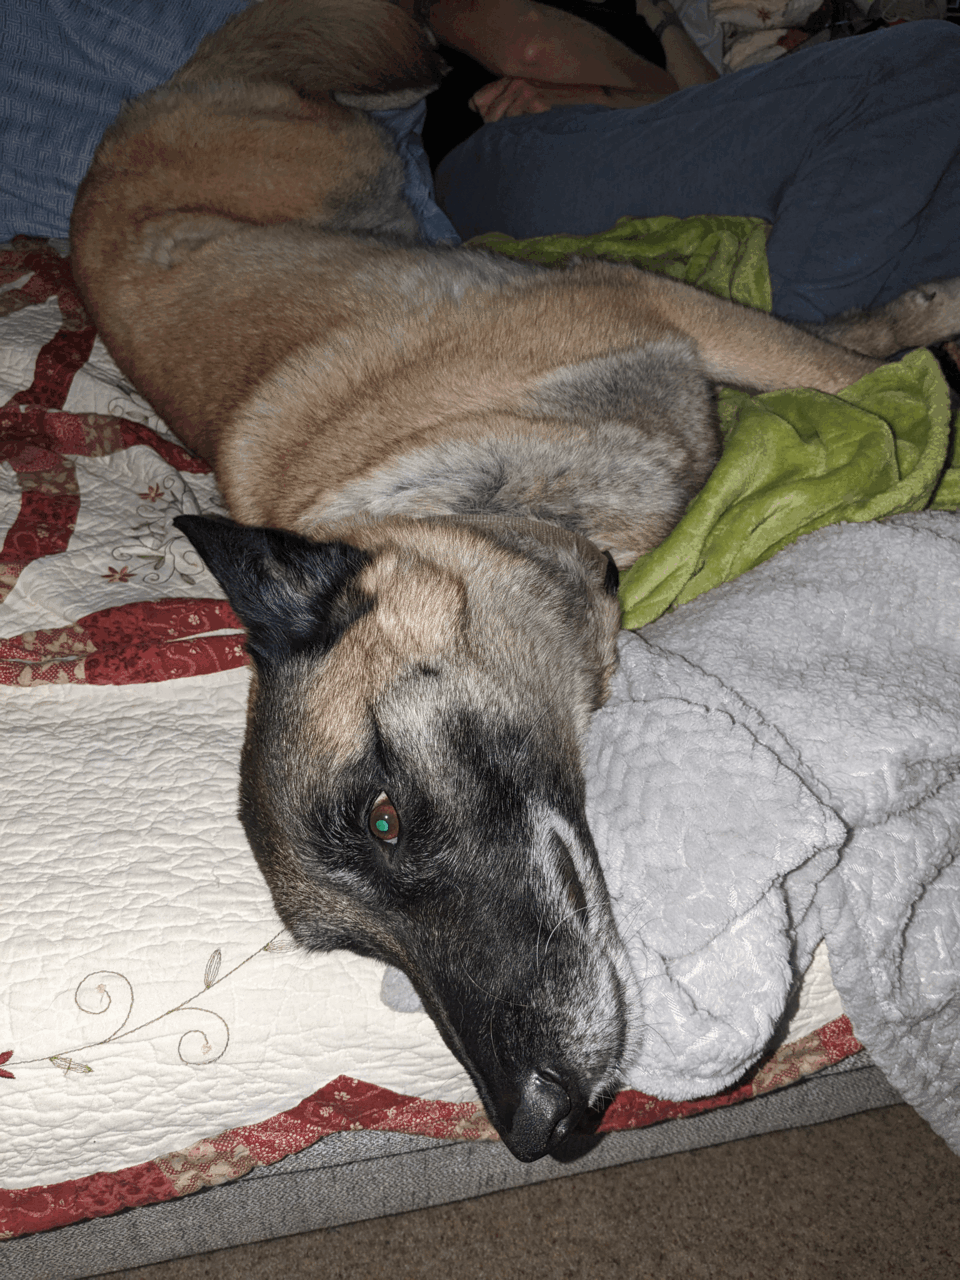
[174,516,373,668]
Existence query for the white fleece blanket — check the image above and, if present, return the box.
[588,512,960,1153]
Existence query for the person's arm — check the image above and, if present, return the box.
[634,0,719,87]
[429,0,680,94]
[467,76,670,121]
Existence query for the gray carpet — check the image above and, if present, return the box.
[98,1105,960,1280]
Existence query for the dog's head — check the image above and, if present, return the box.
[175,512,635,1160]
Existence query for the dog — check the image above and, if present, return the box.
[69,0,960,1161]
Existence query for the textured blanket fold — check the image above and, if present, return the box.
[587,513,960,1153]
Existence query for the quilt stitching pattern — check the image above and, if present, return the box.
[1,935,297,1081]
[0,238,247,685]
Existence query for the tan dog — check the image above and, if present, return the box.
[70,0,960,1161]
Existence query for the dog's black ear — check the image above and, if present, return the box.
[174,515,372,667]
[602,549,621,599]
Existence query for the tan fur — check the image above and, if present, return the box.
[71,0,960,563]
[66,0,960,1161]
[290,514,619,763]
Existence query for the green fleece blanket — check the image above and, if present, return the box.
[472,216,959,630]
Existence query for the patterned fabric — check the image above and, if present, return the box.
[0,239,246,685]
[0,1017,862,1242]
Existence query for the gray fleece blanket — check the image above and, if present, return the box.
[594,512,960,1153]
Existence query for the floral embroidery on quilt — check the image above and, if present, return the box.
[3,934,293,1080]
[1,239,247,685]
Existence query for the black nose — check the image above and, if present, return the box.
[501,1069,582,1162]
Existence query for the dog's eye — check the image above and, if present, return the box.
[369,792,400,845]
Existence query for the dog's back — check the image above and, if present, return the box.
[70,3,724,564]
[70,0,440,460]
[71,0,959,559]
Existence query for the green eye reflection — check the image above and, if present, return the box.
[369,793,400,845]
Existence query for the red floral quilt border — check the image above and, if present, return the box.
[0,1017,861,1243]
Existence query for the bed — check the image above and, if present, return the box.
[3,218,957,1279]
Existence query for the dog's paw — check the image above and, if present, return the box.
[888,276,960,348]
[816,277,960,358]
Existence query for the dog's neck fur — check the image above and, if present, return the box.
[287,424,689,569]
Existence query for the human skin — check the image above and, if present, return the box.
[427,0,716,121]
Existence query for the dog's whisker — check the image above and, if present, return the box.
[455,955,532,1012]
[539,904,591,966]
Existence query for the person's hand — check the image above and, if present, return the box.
[469,77,669,121]
[468,76,554,121]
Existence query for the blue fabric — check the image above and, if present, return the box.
[370,100,460,246]
[0,0,456,246]
[436,22,960,322]
[1,0,252,241]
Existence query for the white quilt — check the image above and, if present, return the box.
[2,669,478,1191]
